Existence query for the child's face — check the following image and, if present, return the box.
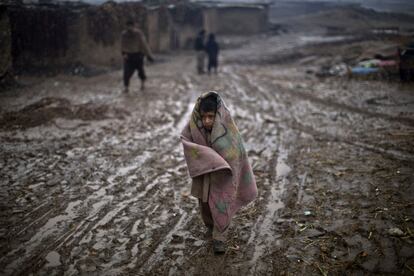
[201,111,216,131]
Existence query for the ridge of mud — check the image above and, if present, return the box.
[0,97,130,130]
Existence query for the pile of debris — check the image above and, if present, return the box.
[318,40,414,81]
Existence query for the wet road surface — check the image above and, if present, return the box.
[1,32,414,275]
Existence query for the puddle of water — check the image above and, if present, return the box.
[126,175,138,185]
[131,243,139,257]
[5,200,82,273]
[159,210,169,223]
[28,182,45,190]
[296,172,308,205]
[29,200,82,240]
[276,150,291,178]
[118,164,138,176]
[130,219,142,236]
[225,70,256,103]
[300,35,353,43]
[45,251,61,267]
[176,100,195,132]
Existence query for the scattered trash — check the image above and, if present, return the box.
[388,227,405,237]
[329,63,349,76]
[45,251,61,267]
[229,244,240,251]
[358,59,381,68]
[193,240,204,247]
[379,60,397,67]
[351,67,379,75]
[304,210,312,216]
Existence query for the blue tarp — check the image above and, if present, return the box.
[351,67,379,75]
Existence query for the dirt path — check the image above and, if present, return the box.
[1,31,413,275]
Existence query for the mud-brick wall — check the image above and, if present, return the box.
[76,2,147,67]
[3,2,270,73]
[7,5,78,71]
[5,2,150,71]
[169,3,204,49]
[147,6,173,52]
[0,6,12,80]
[205,6,269,35]
[202,8,218,35]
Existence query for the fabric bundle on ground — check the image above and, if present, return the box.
[181,91,257,232]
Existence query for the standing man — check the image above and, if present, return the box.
[205,33,219,75]
[194,30,206,74]
[121,20,154,93]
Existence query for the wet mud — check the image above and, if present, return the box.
[1,15,414,276]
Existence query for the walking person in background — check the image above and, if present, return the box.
[205,33,219,75]
[121,20,154,93]
[194,30,206,74]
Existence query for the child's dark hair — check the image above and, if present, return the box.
[200,94,217,113]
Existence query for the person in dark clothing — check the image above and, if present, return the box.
[205,33,219,75]
[121,20,154,92]
[194,30,206,74]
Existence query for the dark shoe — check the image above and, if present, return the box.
[213,239,226,254]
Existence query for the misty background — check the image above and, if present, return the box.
[25,0,414,15]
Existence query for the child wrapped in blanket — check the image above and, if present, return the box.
[181,91,257,254]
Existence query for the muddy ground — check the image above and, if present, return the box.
[1,7,414,276]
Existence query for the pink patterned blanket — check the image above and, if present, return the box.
[181,92,257,232]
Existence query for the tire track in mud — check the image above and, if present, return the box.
[168,67,294,274]
[3,64,298,275]
[230,69,414,162]
[2,145,155,275]
[134,73,256,274]
[221,68,296,271]
[262,76,414,127]
[136,70,279,274]
[61,79,199,274]
[122,76,200,274]
[247,134,293,273]
[217,64,414,274]
[3,37,413,275]
[61,73,199,275]
[0,70,199,275]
